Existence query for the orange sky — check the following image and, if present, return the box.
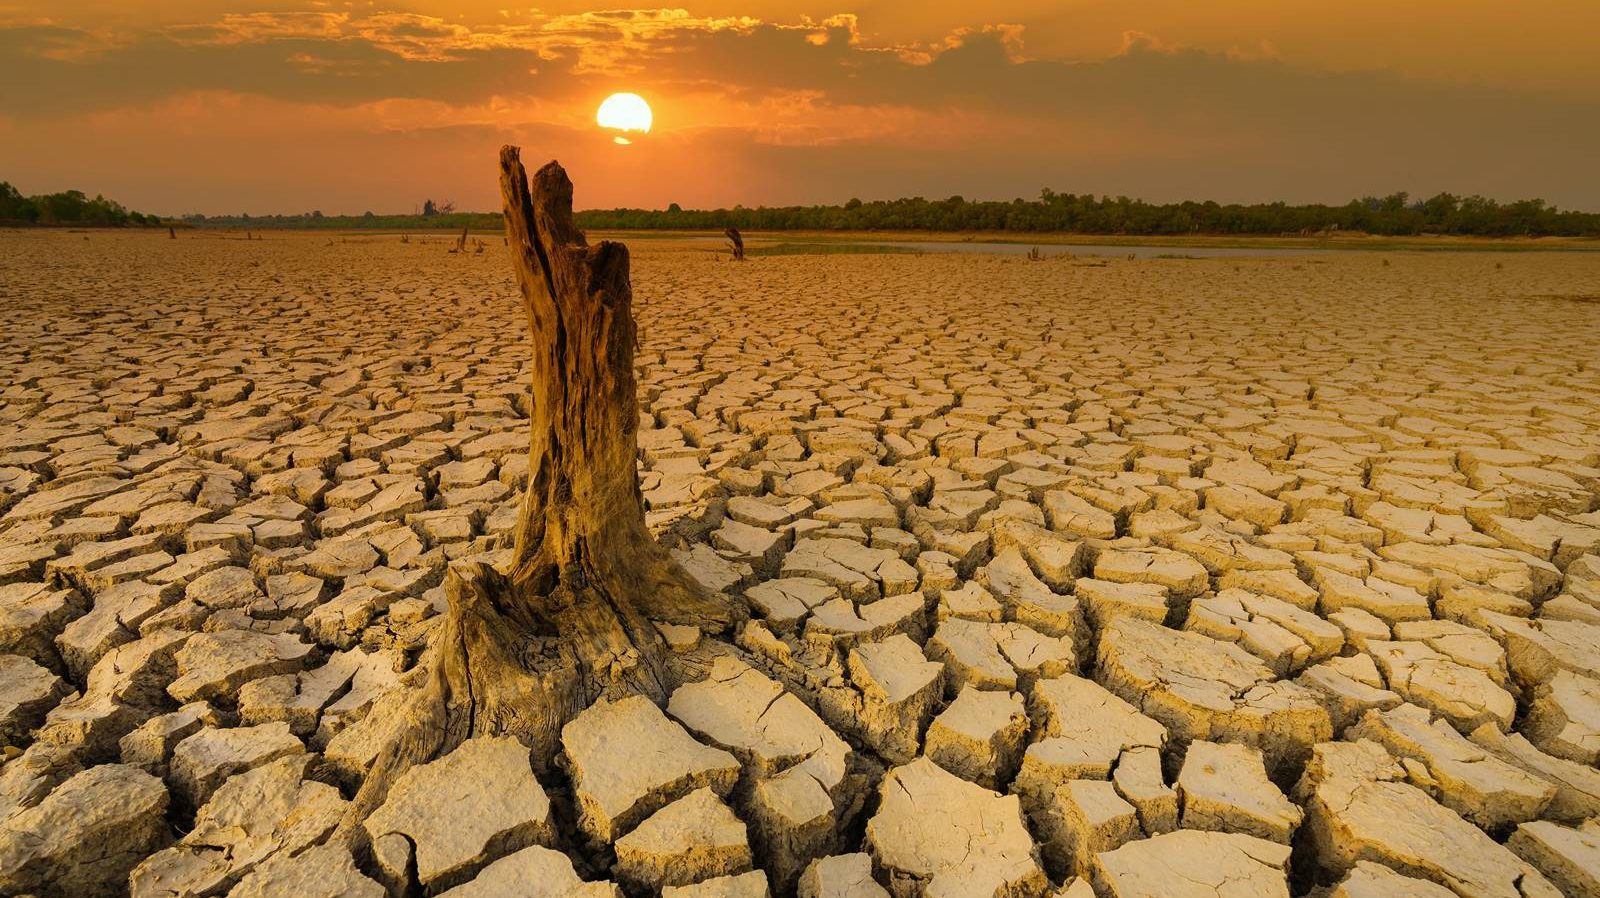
[3,2,1597,214]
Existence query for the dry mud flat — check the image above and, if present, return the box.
[2,230,1600,898]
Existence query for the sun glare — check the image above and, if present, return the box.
[596,92,652,145]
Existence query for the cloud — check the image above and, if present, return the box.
[1,7,1596,212]
[0,23,581,116]
[166,12,349,46]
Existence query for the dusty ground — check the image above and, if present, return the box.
[2,229,1600,898]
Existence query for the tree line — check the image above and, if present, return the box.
[179,196,498,231]
[576,192,1600,238]
[0,182,164,227]
[179,209,502,231]
[10,181,1598,237]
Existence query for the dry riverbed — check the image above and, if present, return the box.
[1,229,1599,898]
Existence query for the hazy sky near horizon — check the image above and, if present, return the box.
[2,1,1598,215]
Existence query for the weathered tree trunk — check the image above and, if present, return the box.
[456,224,469,253]
[725,227,745,261]
[338,147,741,841]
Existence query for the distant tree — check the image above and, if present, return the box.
[569,189,1600,238]
[134,186,1600,239]
[0,181,38,222]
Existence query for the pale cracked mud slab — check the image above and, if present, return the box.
[2,233,1600,897]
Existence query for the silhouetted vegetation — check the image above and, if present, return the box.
[155,190,1600,239]
[181,210,501,231]
[0,182,162,227]
[576,192,1600,238]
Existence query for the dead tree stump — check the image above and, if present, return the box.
[337,146,742,842]
[725,226,745,261]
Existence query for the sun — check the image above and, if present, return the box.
[596,93,652,145]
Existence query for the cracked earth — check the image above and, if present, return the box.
[2,230,1600,898]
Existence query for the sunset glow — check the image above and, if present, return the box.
[3,3,1597,214]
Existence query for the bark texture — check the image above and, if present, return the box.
[337,146,741,843]
[725,227,745,261]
